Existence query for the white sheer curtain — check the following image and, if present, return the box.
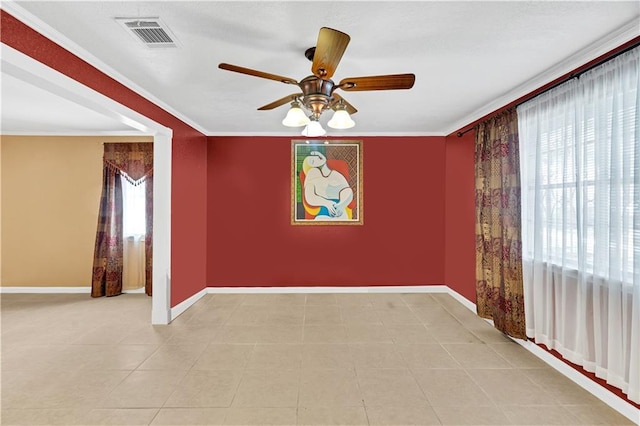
[518,47,639,404]
[121,178,146,290]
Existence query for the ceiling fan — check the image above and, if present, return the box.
[218,27,415,135]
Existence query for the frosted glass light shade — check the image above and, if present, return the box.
[327,109,355,129]
[282,105,310,127]
[301,120,326,137]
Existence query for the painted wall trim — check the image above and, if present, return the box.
[513,340,639,423]
[1,45,173,326]
[0,286,146,294]
[1,1,208,136]
[205,286,475,312]
[205,131,448,137]
[207,285,449,294]
[445,19,640,136]
[0,287,91,293]
[1,45,157,135]
[444,286,477,312]
[451,289,639,424]
[167,285,451,322]
[170,287,207,320]
[1,131,155,137]
[0,284,450,295]
[151,131,172,325]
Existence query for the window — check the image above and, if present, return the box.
[518,56,638,284]
[121,176,146,238]
[517,47,639,404]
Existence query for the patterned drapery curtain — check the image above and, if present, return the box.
[144,174,153,296]
[92,143,153,297]
[474,108,526,338]
[91,168,123,297]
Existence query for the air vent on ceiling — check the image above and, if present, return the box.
[115,17,179,48]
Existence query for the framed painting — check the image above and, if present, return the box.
[292,140,363,225]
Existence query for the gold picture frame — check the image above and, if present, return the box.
[291,140,363,225]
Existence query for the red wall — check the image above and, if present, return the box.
[444,131,476,302]
[171,138,208,305]
[207,136,446,287]
[1,10,208,306]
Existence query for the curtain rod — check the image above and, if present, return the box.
[456,127,475,138]
[456,38,640,138]
[515,40,639,106]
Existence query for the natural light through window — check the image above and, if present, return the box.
[121,177,146,238]
[517,47,639,405]
[519,78,638,285]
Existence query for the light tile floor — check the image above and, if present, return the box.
[1,292,635,425]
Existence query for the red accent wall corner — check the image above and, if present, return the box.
[444,130,476,303]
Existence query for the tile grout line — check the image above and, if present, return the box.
[2,292,634,425]
[296,294,308,424]
[399,294,448,425]
[430,294,526,422]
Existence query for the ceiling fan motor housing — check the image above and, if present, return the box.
[299,75,335,117]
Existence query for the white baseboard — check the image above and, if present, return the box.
[171,285,451,324]
[459,300,639,423]
[0,284,452,295]
[513,339,639,423]
[206,285,450,294]
[0,286,146,294]
[0,286,91,293]
[205,285,477,312]
[444,286,478,312]
[170,287,207,321]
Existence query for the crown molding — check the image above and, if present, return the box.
[4,1,636,139]
[1,0,208,136]
[204,131,447,137]
[445,18,640,136]
[0,131,153,136]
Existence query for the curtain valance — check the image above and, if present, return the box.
[104,143,153,185]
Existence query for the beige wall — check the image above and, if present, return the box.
[0,135,152,287]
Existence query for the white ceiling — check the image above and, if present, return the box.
[2,1,639,136]
[1,72,140,134]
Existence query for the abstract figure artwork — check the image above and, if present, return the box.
[292,140,363,225]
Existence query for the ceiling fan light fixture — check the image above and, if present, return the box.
[282,101,310,127]
[301,118,326,137]
[327,107,355,129]
[219,27,415,134]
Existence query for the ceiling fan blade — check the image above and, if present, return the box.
[311,27,350,79]
[258,93,303,110]
[339,74,415,91]
[219,63,298,85]
[331,93,358,115]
